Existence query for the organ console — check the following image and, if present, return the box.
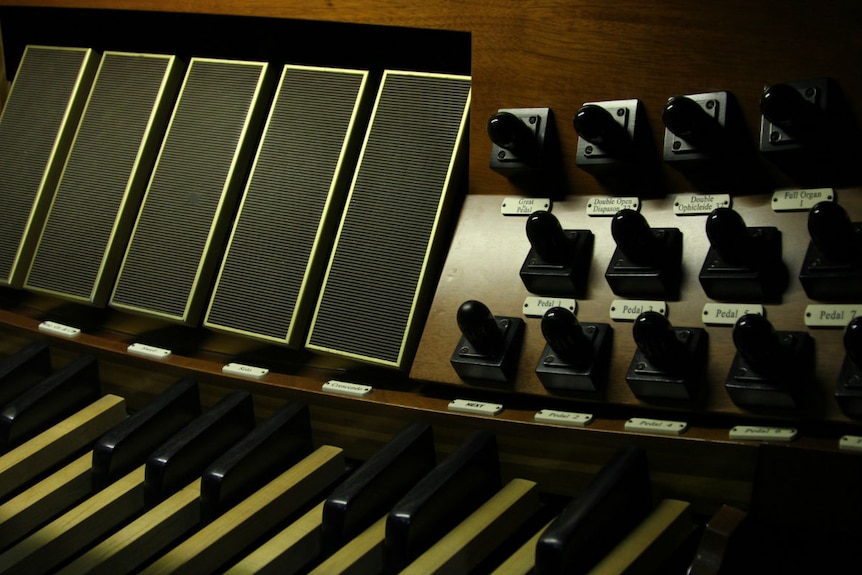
[0,1,861,573]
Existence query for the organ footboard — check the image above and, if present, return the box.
[0,1,860,573]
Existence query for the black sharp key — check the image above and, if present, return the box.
[322,421,437,556]
[0,340,52,407]
[91,378,202,490]
[383,429,501,574]
[0,354,100,450]
[144,390,255,507]
[199,400,314,522]
[536,445,653,575]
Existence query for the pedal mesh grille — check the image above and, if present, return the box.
[0,46,92,284]
[26,53,175,303]
[205,67,366,343]
[308,72,471,367]
[110,59,267,322]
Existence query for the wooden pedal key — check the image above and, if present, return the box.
[0,378,201,550]
[535,445,654,574]
[0,354,100,451]
[138,405,344,575]
[0,389,255,574]
[0,354,122,504]
[232,420,438,575]
[0,340,53,408]
[64,399,318,574]
[382,429,502,574]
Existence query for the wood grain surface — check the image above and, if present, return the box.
[0,0,859,515]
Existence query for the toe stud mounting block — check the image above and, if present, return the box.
[450,300,525,384]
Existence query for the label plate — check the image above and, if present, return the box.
[839,435,862,453]
[38,320,81,338]
[322,380,372,397]
[673,193,731,215]
[501,197,552,215]
[523,297,576,318]
[223,362,269,379]
[534,409,593,427]
[625,417,688,436]
[702,303,763,326]
[729,425,797,441]
[448,399,503,416]
[586,196,639,216]
[804,304,862,328]
[128,342,172,360]
[771,188,834,211]
[609,300,666,321]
